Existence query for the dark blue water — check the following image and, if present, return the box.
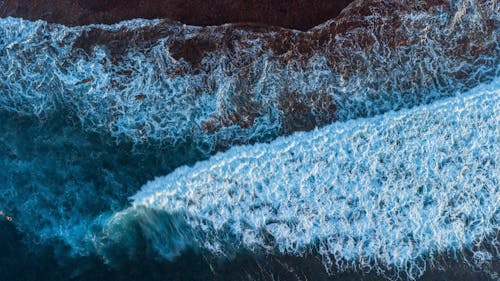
[1,110,497,281]
[1,220,497,281]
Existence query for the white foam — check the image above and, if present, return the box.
[132,79,500,278]
[0,0,497,152]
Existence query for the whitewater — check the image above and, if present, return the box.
[0,0,499,279]
[0,0,498,150]
[129,79,499,279]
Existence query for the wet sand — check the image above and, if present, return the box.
[0,0,353,30]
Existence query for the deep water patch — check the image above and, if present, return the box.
[0,109,209,257]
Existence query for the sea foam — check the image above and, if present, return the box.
[130,79,500,278]
[0,0,498,152]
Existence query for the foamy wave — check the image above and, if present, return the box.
[131,79,500,278]
[0,0,498,152]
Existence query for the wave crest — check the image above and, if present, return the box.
[132,80,500,278]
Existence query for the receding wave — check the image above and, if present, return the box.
[0,0,498,153]
[130,79,499,279]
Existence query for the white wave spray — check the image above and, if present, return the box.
[129,79,500,279]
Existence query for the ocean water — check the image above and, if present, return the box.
[1,79,499,280]
[0,0,499,280]
[131,79,500,279]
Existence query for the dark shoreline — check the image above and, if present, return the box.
[0,0,354,30]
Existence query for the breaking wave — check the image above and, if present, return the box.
[129,79,500,279]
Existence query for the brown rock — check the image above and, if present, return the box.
[279,91,337,133]
[74,77,93,86]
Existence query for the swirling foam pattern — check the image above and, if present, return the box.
[132,79,500,278]
[0,0,498,152]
